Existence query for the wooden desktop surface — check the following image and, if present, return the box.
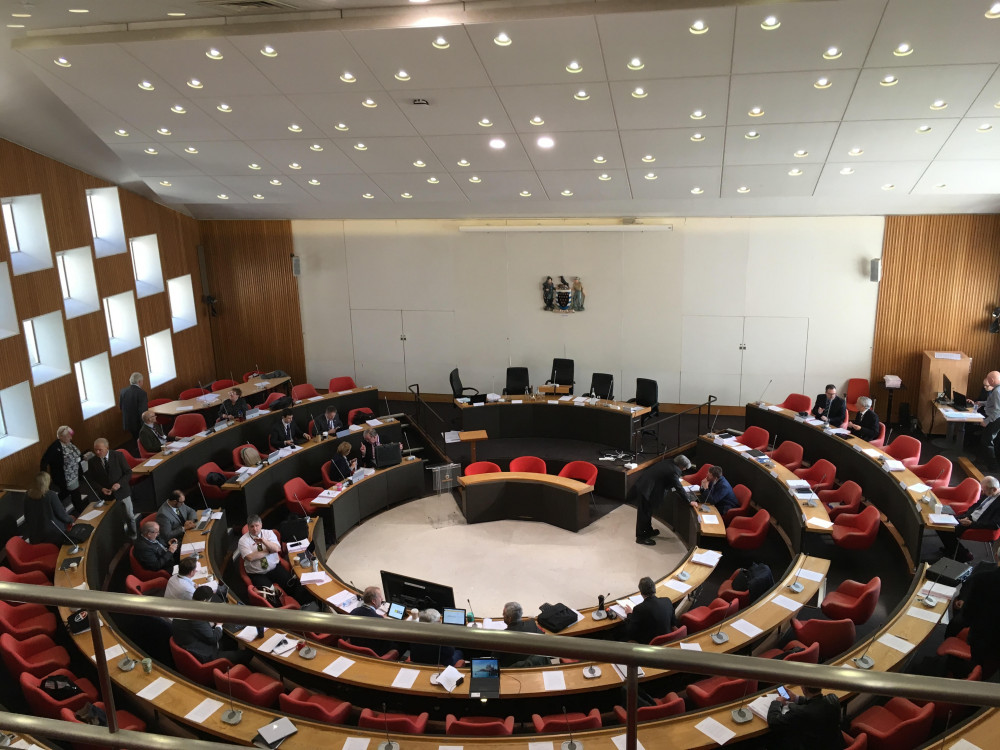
[458,471,592,495]
[455,394,650,418]
[150,376,291,416]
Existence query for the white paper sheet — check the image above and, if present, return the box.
[806,517,834,529]
[210,511,223,519]
[180,541,206,553]
[78,509,103,521]
[300,571,331,585]
[695,717,736,745]
[528,743,555,750]
[236,626,259,642]
[143,458,163,467]
[878,632,915,654]
[323,656,355,677]
[184,697,223,723]
[948,740,983,750]
[862,448,882,458]
[906,606,942,623]
[664,579,692,593]
[679,642,702,651]
[692,550,723,566]
[542,671,566,691]
[366,418,382,426]
[731,619,763,637]
[796,568,824,582]
[909,483,932,493]
[341,739,371,750]
[918,581,957,601]
[327,590,359,611]
[436,665,463,693]
[175,406,194,412]
[930,513,959,526]
[93,643,125,661]
[748,694,779,721]
[612,735,646,750]
[785,479,810,488]
[136,676,174,699]
[481,618,507,630]
[883,459,906,472]
[701,514,720,525]
[771,595,803,612]
[392,668,420,689]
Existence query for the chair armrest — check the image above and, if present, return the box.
[462,387,479,395]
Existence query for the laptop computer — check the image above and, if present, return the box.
[386,602,406,620]
[267,450,282,463]
[469,657,500,699]
[952,391,969,410]
[442,607,466,625]
[195,509,211,531]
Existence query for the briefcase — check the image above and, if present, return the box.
[927,557,973,587]
[375,442,402,468]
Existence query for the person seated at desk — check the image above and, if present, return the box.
[327,442,357,482]
[216,388,249,422]
[406,609,464,667]
[238,515,312,606]
[173,585,252,665]
[358,427,381,469]
[630,454,692,546]
[948,548,1000,674]
[165,557,198,601]
[138,410,168,455]
[156,489,198,544]
[269,409,309,450]
[315,406,344,436]
[347,586,399,657]
[691,465,739,516]
[134,521,178,573]
[23,471,75,546]
[492,601,548,668]
[620,576,675,645]
[812,383,847,426]
[846,396,879,440]
[766,684,844,750]
[937,476,1000,563]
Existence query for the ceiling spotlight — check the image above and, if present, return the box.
[187,78,202,89]
[54,57,71,67]
[270,179,282,186]
[561,189,574,196]
[144,148,158,155]
[691,109,705,120]
[288,162,301,169]
[252,194,264,199]
[7,24,25,28]
[814,77,832,89]
[401,192,413,199]
[217,194,229,199]
[987,2,1000,18]
[893,42,913,56]
[519,190,532,197]
[260,45,277,57]
[737,185,751,193]
[530,115,544,126]
[167,11,186,16]
[457,159,470,167]
[362,193,374,199]
[840,167,855,175]
[930,99,948,110]
[354,143,367,151]
[114,129,129,137]
[432,36,449,49]
[479,118,492,127]
[537,136,555,149]
[413,160,426,168]
[882,183,895,190]
[68,8,89,12]
[395,70,410,81]
[745,130,760,139]
[171,105,187,114]
[642,155,656,163]
[592,155,607,165]
[489,138,506,149]
[159,180,172,186]
[627,57,644,71]
[644,172,657,180]
[823,46,842,60]
[598,173,612,181]
[691,187,704,194]
[11,13,32,17]
[184,146,198,154]
[340,72,356,83]
[632,87,647,98]
[157,127,171,135]
[916,124,932,133]
[468,176,482,183]
[138,80,155,91]
[848,147,864,156]
[748,106,764,117]
[248,163,261,170]
[935,183,947,189]
[288,123,303,132]
[205,48,223,60]
[788,168,803,176]
[794,149,808,157]
[217,103,232,112]
[880,74,898,86]
[977,123,994,132]
[690,133,705,142]
[310,144,324,152]
[335,122,349,132]
[761,15,780,30]
[566,61,582,74]
[308,179,321,185]
[427,177,439,184]
[362,98,377,108]
[689,19,708,34]
[494,31,511,46]
[573,90,590,101]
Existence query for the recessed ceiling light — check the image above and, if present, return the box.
[748,106,764,117]
[308,179,320,185]
[794,149,808,157]
[737,185,751,193]
[54,57,71,67]
[269,179,282,186]
[840,167,854,175]
[631,87,647,98]
[362,193,374,199]
[977,123,994,132]
[880,74,898,86]
[335,122,349,132]
[432,36,449,50]
[642,154,656,163]
[167,12,186,16]
[691,186,704,195]
[598,173,612,181]
[530,115,544,126]
[566,60,582,73]
[561,189,574,196]
[114,129,129,137]
[627,57,644,71]
[217,103,232,113]
[468,176,482,183]
[644,172,657,180]
[260,45,277,57]
[401,192,413,199]
[457,159,470,167]
[745,130,760,139]
[848,147,863,156]
[217,194,229,199]
[159,180,172,186]
[935,183,947,189]
[690,133,705,142]
[690,109,705,120]
[144,148,158,155]
[171,105,186,114]
[68,9,89,13]
[593,155,607,164]
[248,163,261,170]
[894,42,913,56]
[187,78,202,89]
[288,162,301,169]
[519,190,532,197]
[252,194,264,199]
[413,160,426,168]
[916,124,932,133]
[138,80,155,91]
[788,168,803,176]
[537,136,555,149]
[814,77,831,89]
[489,138,506,149]
[882,183,895,190]
[410,0,430,3]
[479,118,492,127]
[206,48,223,60]
[7,23,25,28]
[427,177,439,184]
[354,143,367,151]
[573,90,590,101]
[394,70,410,81]
[987,2,1000,18]
[362,98,377,108]
[823,46,842,60]
[340,72,356,83]
[184,146,198,154]
[11,13,31,17]
[930,99,948,110]
[157,127,171,135]
[494,31,511,46]
[689,19,708,34]
[288,123,302,133]
[310,144,324,152]
[761,15,780,30]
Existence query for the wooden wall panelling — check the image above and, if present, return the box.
[199,220,307,386]
[871,214,1000,423]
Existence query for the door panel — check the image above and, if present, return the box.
[739,316,809,404]
[402,310,455,394]
[351,310,406,391]
[680,315,744,405]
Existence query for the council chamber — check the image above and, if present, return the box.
[1,2,1000,750]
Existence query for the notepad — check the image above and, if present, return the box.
[731,619,763,637]
[300,571,331,585]
[692,550,723,566]
[323,656,355,677]
[184,697,223,723]
[137,676,174,700]
[236,626,260,642]
[909,482,932,493]
[181,541,206,553]
[542,671,566,691]
[695,717,736,745]
[392,668,420,689]
[772,595,803,612]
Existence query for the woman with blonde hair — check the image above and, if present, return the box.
[23,471,75,545]
[39,425,85,513]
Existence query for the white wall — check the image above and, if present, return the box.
[294,217,884,405]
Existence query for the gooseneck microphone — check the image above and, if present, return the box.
[756,378,773,404]
[221,665,243,724]
[788,563,804,594]
[710,616,729,645]
[592,592,610,621]
[852,621,882,669]
[51,519,82,555]
[561,705,581,750]
[467,598,475,624]
[377,702,398,750]
[708,407,721,436]
[730,679,754,724]
[81,474,105,508]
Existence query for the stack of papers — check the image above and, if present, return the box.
[862,448,882,458]
[175,405,195,412]
[692,549,723,566]
[480,618,507,630]
[918,581,957,601]
[748,693,779,720]
[559,395,573,402]
[701,514,721,525]
[806,517,834,529]
[882,459,906,472]
[663,579,692,593]
[300,571,331,585]
[929,513,959,526]
[785,478,811,489]
[327,590,360,611]
[884,375,902,388]
[366,418,382,426]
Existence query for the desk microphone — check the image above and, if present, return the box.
[710,617,729,645]
[756,378,773,405]
[310,412,322,439]
[378,702,398,750]
[937,710,953,750]
[730,680,754,724]
[706,408,721,437]
[467,598,475,624]
[81,475,105,508]
[788,564,804,594]
[852,621,882,669]
[293,493,310,518]
[561,706,582,750]
[348,581,362,604]
[116,644,137,672]
[593,593,610,621]
[51,519,82,555]
[384,395,392,419]
[221,665,243,724]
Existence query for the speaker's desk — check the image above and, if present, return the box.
[457,471,593,532]
[150,375,291,416]
[930,400,984,451]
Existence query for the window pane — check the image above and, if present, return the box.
[104,302,116,339]
[57,254,71,299]
[23,319,39,365]
[0,401,6,437]
[1,203,19,253]
[74,361,88,402]
[86,193,99,238]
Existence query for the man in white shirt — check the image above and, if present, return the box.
[164,557,198,601]
[939,476,1000,562]
[238,514,311,605]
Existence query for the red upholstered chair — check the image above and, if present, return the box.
[0,600,57,639]
[909,455,952,490]
[936,478,981,513]
[846,378,870,413]
[937,627,971,665]
[359,708,429,734]
[736,426,769,450]
[0,632,70,678]
[328,376,357,392]
[147,398,173,428]
[179,387,209,400]
[510,455,547,474]
[214,664,284,707]
[821,577,881,625]
[913,665,981,723]
[198,461,236,502]
[116,448,146,485]
[211,378,237,392]
[723,484,752,525]
[0,565,51,587]
[726,508,771,550]
[687,676,758,709]
[819,481,863,521]
[247,584,301,611]
[321,460,346,488]
[5,536,58,577]
[779,393,812,412]
[445,715,515,736]
[884,435,922,468]
[790,618,856,661]
[169,412,207,438]
[767,440,803,471]
[559,460,598,485]
[262,392,286,410]
[959,526,1000,559]
[832,505,881,550]
[125,574,166,596]
[869,421,887,448]
[129,547,170,583]
[232,443,260,468]
[717,570,751,609]
[849,697,934,750]
[169,637,232,686]
[650,625,688,646]
[21,669,99,718]
[679,597,731,633]
[60,703,145,750]
[465,461,502,476]
[283,477,321,516]
[337,638,399,661]
[682,463,710,485]
[844,732,868,750]
[347,407,374,425]
[794,459,836,492]
[759,640,820,663]
[613,692,684,723]
[292,383,320,401]
[279,688,352,724]
[139,512,157,529]
[532,708,602,733]
[243,370,263,382]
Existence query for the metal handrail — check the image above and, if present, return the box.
[633,395,718,454]
[407,382,452,454]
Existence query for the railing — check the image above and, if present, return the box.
[3,581,999,750]
[408,382,453,455]
[633,395,718,456]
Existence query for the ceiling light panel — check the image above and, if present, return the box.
[283,174,387,202]
[213,176,314,204]
[141,176,245,204]
[722,122,840,165]
[843,65,995,121]
[386,87,513,136]
[188,95,317,140]
[106,143,200,177]
[243,140,363,175]
[627,166,723,199]
[368,173,468,203]
[452,171,545,202]
[503,130,626,170]
[421,133,535,172]
[813,160,929,197]
[829,118,961,161]
[936,118,1000,160]
[721,164,818,198]
[163,141,275,174]
[620,128,725,168]
[332,136,448,173]
[536,170,633,200]
[912,159,1000,195]
[609,76,730,130]
[289,91,418,139]
[728,70,858,124]
[866,1,1000,68]
[494,83,617,133]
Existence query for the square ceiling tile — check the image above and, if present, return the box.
[722,164,821,197]
[331,136,447,174]
[287,174,387,202]
[867,0,1000,67]
[290,92,417,139]
[611,77,731,130]
[495,83,617,133]
[829,118,960,161]
[369,173,469,203]
[628,167,724,199]
[913,160,1000,194]
[936,118,1000,160]
[814,161,929,196]
[453,171,547,202]
[214,175,317,203]
[723,122,841,165]
[843,65,996,121]
[388,88,512,136]
[728,70,858,125]
[244,140,362,175]
[423,133,535,172]
[620,128,726,168]
[536,170,633,201]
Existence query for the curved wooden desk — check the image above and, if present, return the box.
[457,472,593,532]
[150,375,291,416]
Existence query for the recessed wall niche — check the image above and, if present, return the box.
[0,381,39,460]
[85,187,127,258]
[23,309,71,386]
[56,246,100,319]
[129,233,164,298]
[74,351,115,420]
[167,274,197,333]
[2,193,53,276]
[144,328,176,388]
[103,290,141,356]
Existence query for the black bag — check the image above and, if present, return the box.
[42,673,83,701]
[374,442,402,468]
[745,562,774,603]
[205,471,227,487]
[278,516,309,545]
[257,586,283,608]
[67,609,91,634]
[66,524,93,544]
[537,602,577,632]
[268,395,293,410]
[74,702,107,726]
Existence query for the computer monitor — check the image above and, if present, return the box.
[442,607,466,625]
[469,657,500,699]
[943,374,953,401]
[380,570,456,611]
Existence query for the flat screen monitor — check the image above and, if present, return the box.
[380,570,456,611]
[943,374,953,401]
[469,657,500,699]
[442,607,466,625]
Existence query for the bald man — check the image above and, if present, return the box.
[980,371,1000,470]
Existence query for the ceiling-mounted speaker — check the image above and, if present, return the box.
[870,258,881,283]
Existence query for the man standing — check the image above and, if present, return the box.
[766,685,844,750]
[630,454,691,545]
[980,371,1000,470]
[156,489,198,544]
[691,465,739,516]
[938,476,1000,562]
[86,438,136,536]
[621,576,675,644]
[137,410,167,455]
[119,372,148,448]
[134,521,177,572]
[812,384,847,427]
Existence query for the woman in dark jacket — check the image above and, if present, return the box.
[24,471,75,546]
[39,425,85,513]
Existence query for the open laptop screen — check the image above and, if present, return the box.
[442,607,466,625]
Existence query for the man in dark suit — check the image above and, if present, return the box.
[216,388,249,423]
[348,586,399,656]
[621,577,676,644]
[313,406,344,436]
[847,396,880,441]
[172,586,251,665]
[691,465,739,516]
[134,520,177,572]
[954,556,1000,672]
[269,409,309,451]
[630,454,691,545]
[766,684,844,750]
[812,384,847,427]
[118,372,148,448]
[86,438,136,536]
[492,601,547,668]
[156,489,198,544]
[938,476,1000,562]
[137,410,167,455]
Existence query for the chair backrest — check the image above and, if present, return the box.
[851,504,881,530]
[737,426,769,449]
[732,484,752,510]
[846,378,870,405]
[558,460,598,485]
[328,376,357,392]
[792,617,856,661]
[292,383,319,401]
[505,367,530,395]
[650,625,688,645]
[116,448,141,468]
[171,413,206,437]
[782,641,820,663]
[869,421,887,447]
[465,461,502,476]
[283,477,312,504]
[886,434,921,462]
[509,456,547,474]
[359,708,429,734]
[635,378,658,408]
[589,372,614,400]
[243,370,262,382]
[779,393,812,412]
[449,368,464,399]
[550,358,574,386]
[918,455,952,483]
[178,387,208,400]
[772,440,803,464]
[807,459,836,484]
[263,392,286,409]
[211,379,237,392]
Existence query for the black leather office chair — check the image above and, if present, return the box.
[587,373,614,400]
[629,378,660,452]
[547,358,575,394]
[503,367,530,396]
[449,368,479,400]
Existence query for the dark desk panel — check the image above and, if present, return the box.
[459,474,591,532]
[318,459,425,542]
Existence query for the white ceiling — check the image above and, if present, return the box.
[1,0,1000,220]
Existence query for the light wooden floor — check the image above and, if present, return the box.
[325,492,685,618]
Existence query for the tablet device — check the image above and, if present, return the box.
[442,607,466,625]
[386,602,406,620]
